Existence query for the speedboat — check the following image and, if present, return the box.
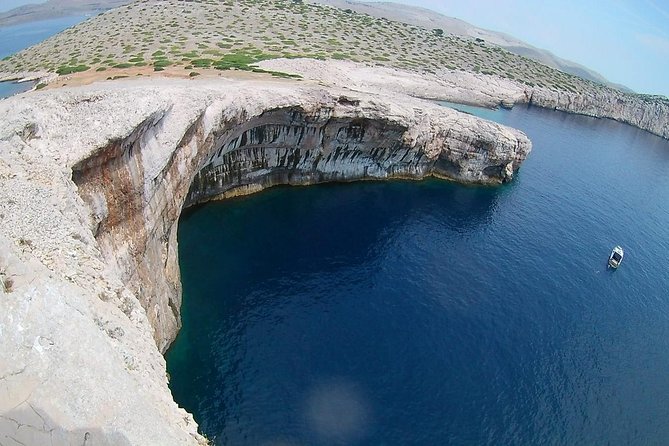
[608,245,624,269]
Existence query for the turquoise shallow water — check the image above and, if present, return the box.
[0,15,87,99]
[167,104,669,445]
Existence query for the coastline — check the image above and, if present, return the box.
[5,58,665,140]
[258,58,669,141]
[0,0,665,442]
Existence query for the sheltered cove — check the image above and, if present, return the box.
[70,83,530,352]
[0,76,530,445]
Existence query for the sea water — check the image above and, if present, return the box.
[167,104,669,445]
[0,15,87,99]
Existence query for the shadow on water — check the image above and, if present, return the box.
[172,179,503,444]
[178,179,502,286]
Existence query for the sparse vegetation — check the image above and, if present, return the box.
[0,0,664,105]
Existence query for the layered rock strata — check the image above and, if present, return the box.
[0,77,530,445]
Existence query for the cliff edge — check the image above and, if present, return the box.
[259,59,669,140]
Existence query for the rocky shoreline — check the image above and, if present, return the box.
[4,57,668,141]
[258,59,669,141]
[0,76,529,445]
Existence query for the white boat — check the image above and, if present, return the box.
[608,245,624,269]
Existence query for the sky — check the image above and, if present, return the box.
[1,0,667,96]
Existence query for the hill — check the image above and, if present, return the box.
[0,0,611,96]
[0,0,632,94]
[314,0,632,92]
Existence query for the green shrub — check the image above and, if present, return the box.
[56,65,90,75]
[153,59,171,68]
[191,58,214,68]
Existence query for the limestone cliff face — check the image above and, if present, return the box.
[71,85,530,353]
[185,105,528,207]
[0,77,529,445]
[525,88,669,140]
[258,59,669,141]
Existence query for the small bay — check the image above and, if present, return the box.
[167,104,669,445]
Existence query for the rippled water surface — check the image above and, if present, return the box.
[167,104,669,445]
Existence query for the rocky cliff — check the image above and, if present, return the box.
[525,88,669,140]
[259,59,669,141]
[0,76,530,445]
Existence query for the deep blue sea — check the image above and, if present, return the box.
[167,104,669,445]
[0,15,86,99]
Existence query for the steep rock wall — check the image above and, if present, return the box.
[186,105,527,207]
[258,59,669,141]
[525,88,669,140]
[71,91,530,352]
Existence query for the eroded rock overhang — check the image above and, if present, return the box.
[69,84,531,352]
